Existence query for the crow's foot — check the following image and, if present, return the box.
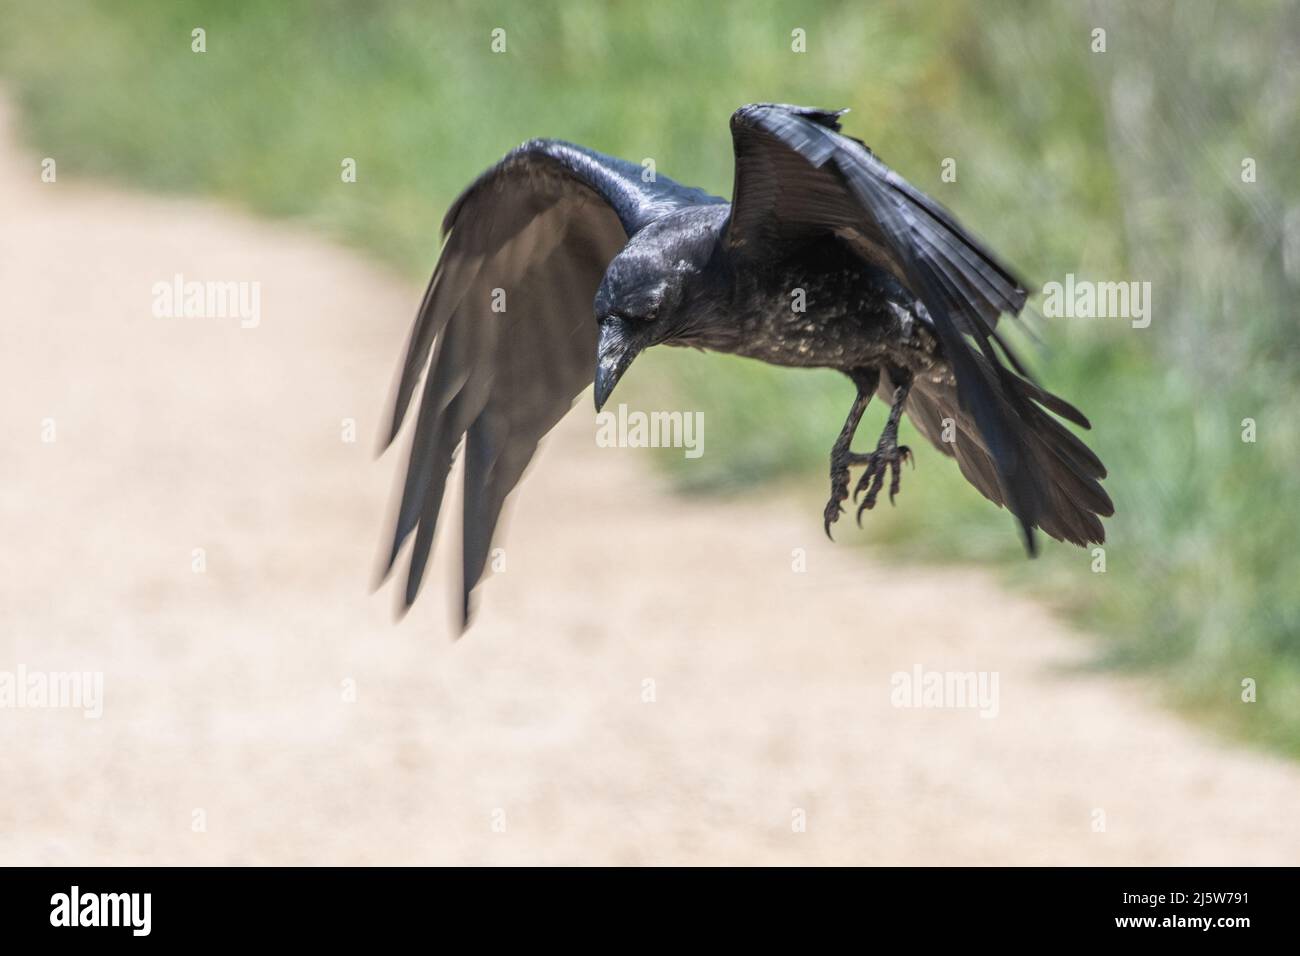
[852,436,913,525]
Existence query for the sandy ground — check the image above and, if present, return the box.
[1,96,1298,866]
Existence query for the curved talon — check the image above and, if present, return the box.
[823,467,850,540]
[888,446,912,505]
[823,503,841,540]
[851,454,876,504]
[855,469,885,525]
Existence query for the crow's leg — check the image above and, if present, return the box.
[853,368,914,524]
[823,367,881,539]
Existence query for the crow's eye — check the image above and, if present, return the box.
[611,306,654,324]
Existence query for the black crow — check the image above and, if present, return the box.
[382,104,1112,626]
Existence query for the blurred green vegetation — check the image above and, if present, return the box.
[2,0,1296,753]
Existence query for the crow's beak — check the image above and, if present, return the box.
[594,315,643,412]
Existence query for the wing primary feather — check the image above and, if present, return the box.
[384,138,716,625]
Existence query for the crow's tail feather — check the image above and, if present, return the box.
[886,359,1112,549]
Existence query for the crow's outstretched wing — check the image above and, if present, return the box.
[726,103,1108,550]
[385,139,721,625]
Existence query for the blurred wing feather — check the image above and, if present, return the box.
[384,140,716,625]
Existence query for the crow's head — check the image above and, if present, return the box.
[592,208,723,411]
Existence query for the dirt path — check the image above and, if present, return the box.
[1,96,1297,866]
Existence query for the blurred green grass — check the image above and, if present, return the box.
[2,0,1296,754]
